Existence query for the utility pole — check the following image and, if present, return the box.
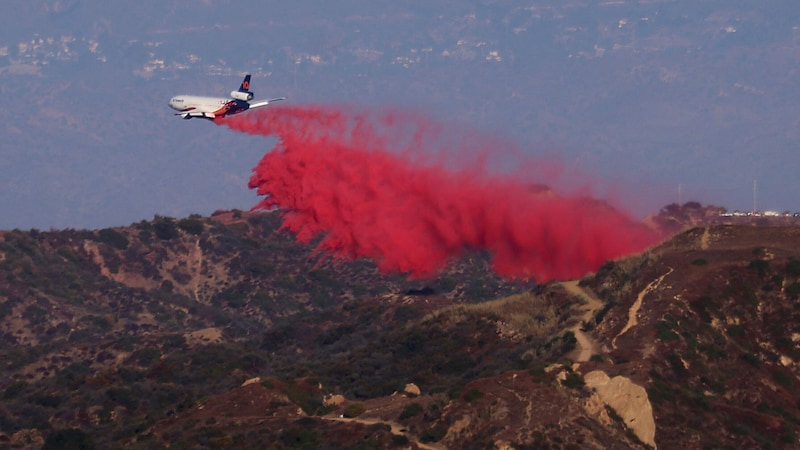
[753,179,757,215]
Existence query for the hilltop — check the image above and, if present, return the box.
[1,211,800,448]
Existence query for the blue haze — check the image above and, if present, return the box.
[1,0,799,230]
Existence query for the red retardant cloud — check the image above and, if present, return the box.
[217,105,660,282]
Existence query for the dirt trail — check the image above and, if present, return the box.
[505,373,533,430]
[561,281,604,362]
[189,238,203,302]
[612,268,673,349]
[325,416,444,450]
[700,227,711,250]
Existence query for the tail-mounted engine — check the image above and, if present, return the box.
[231,90,254,101]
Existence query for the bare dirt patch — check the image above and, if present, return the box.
[183,327,224,346]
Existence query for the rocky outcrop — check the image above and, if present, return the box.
[584,370,656,449]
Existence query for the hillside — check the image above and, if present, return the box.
[2,213,800,448]
[0,210,531,448]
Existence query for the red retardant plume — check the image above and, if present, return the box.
[217,105,660,282]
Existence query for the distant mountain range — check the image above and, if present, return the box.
[2,1,800,230]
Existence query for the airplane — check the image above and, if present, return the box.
[168,74,286,120]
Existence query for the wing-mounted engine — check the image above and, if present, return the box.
[231,90,254,101]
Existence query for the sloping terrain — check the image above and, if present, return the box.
[581,226,800,448]
[2,213,800,448]
[0,210,536,448]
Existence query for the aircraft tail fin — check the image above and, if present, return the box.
[238,74,252,93]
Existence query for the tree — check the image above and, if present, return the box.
[42,428,96,450]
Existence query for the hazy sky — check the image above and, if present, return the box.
[2,0,799,230]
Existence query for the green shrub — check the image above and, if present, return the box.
[284,381,323,416]
[773,368,794,389]
[749,259,769,277]
[57,246,79,262]
[594,301,616,325]
[153,217,179,240]
[786,282,800,300]
[392,435,410,446]
[0,298,19,319]
[699,343,727,359]
[3,380,28,399]
[399,403,423,420]
[35,394,63,408]
[106,387,138,410]
[22,304,47,324]
[741,352,760,367]
[54,362,92,391]
[393,305,418,321]
[343,402,366,418]
[420,424,447,443]
[177,217,205,235]
[136,347,161,367]
[438,276,457,292]
[656,321,680,342]
[280,425,319,448]
[689,296,714,323]
[561,331,577,354]
[463,388,484,403]
[726,324,745,338]
[562,371,585,389]
[251,291,275,313]
[42,428,96,450]
[97,228,129,250]
[85,314,113,331]
[68,329,93,343]
[647,370,675,405]
[787,258,800,277]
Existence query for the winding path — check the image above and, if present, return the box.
[612,267,673,349]
[561,281,604,362]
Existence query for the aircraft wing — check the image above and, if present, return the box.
[248,97,287,109]
[175,111,215,120]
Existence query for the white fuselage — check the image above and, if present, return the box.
[169,95,232,116]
